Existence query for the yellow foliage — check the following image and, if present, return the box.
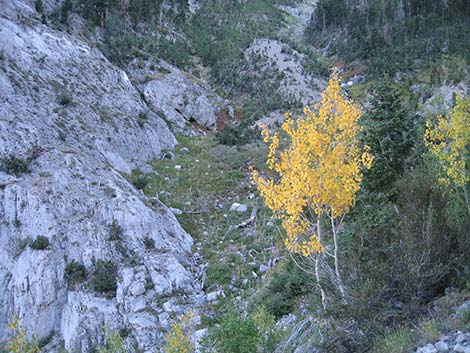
[252,72,373,256]
[425,95,470,187]
[163,311,195,353]
[98,329,125,353]
[7,318,39,353]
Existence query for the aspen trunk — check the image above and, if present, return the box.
[331,215,347,301]
[316,215,327,309]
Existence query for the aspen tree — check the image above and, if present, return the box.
[252,72,373,306]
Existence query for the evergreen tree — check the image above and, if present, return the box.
[361,77,415,195]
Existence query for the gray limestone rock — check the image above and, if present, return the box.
[0,5,202,352]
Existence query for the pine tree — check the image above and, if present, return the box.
[361,77,415,196]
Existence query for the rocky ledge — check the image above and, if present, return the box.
[0,2,208,352]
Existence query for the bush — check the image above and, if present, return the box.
[202,306,283,353]
[137,111,147,127]
[205,263,232,289]
[6,317,40,353]
[64,261,87,286]
[202,306,258,353]
[29,236,49,250]
[255,258,310,318]
[418,319,441,342]
[0,154,30,176]
[456,306,470,330]
[92,260,117,295]
[371,327,414,353]
[60,0,72,23]
[34,0,44,13]
[164,312,195,353]
[143,236,155,250]
[215,122,260,146]
[129,169,148,190]
[98,330,125,353]
[58,92,72,106]
[99,16,136,65]
[108,220,123,241]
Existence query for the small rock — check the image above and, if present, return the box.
[435,341,448,352]
[456,302,470,317]
[418,344,437,353]
[162,151,176,160]
[259,264,269,273]
[454,344,466,353]
[202,231,209,236]
[276,313,297,329]
[230,203,248,212]
[456,334,467,344]
[206,290,225,302]
[129,298,147,313]
[169,207,182,215]
[193,328,208,351]
[158,312,172,331]
[163,301,176,312]
[180,147,190,153]
[174,165,182,170]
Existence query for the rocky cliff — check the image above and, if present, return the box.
[0,2,213,351]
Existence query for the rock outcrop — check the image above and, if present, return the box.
[415,331,470,353]
[127,60,230,136]
[0,4,202,352]
[245,38,324,107]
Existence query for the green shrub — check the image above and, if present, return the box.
[205,263,232,289]
[137,111,147,127]
[29,236,49,250]
[108,220,123,241]
[255,258,310,318]
[98,329,125,353]
[371,327,415,353]
[34,0,44,13]
[457,308,470,330]
[418,319,441,342]
[58,92,72,106]
[0,154,30,176]
[38,331,54,348]
[129,169,148,190]
[60,0,72,23]
[143,236,155,250]
[215,122,260,146]
[202,305,283,353]
[92,260,117,295]
[99,16,136,65]
[64,261,87,286]
[202,306,258,353]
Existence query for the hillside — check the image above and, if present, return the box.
[0,0,469,352]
